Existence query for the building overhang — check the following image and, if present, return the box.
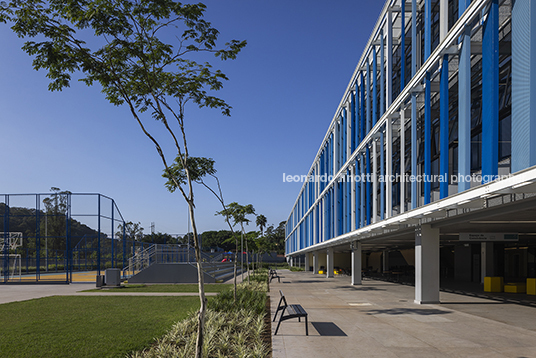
[287,165,536,257]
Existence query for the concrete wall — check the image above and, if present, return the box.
[317,252,327,270]
[400,249,415,266]
[334,252,351,269]
[369,252,382,272]
[455,245,472,281]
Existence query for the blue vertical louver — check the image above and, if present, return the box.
[366,146,372,225]
[356,159,361,229]
[346,170,352,233]
[440,55,449,198]
[482,0,499,183]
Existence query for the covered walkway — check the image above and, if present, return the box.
[270,270,536,358]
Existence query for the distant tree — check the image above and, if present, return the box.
[150,232,174,245]
[256,214,267,236]
[42,187,71,251]
[200,230,234,251]
[116,221,144,242]
[272,221,286,254]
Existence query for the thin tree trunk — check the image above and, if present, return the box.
[234,242,237,301]
[245,237,250,284]
[198,175,239,302]
[188,200,205,358]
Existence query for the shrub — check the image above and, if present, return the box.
[129,281,270,358]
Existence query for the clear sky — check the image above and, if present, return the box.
[0,1,384,236]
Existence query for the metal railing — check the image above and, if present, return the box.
[121,244,227,278]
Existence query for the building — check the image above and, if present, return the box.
[284,0,536,303]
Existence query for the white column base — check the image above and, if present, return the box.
[352,242,362,285]
[327,248,334,278]
[414,224,440,304]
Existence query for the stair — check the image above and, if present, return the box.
[122,244,243,283]
[202,262,243,282]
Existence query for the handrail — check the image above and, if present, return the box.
[121,244,227,278]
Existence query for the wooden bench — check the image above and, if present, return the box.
[269,268,280,283]
[273,290,308,335]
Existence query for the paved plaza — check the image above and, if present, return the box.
[270,270,536,358]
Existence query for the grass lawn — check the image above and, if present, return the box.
[82,283,232,293]
[0,296,200,358]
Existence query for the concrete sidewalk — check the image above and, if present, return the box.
[270,270,536,358]
[0,272,251,305]
[0,283,224,304]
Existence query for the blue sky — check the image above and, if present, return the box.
[0,1,384,236]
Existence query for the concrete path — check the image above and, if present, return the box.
[0,284,218,304]
[270,270,536,358]
[0,272,249,305]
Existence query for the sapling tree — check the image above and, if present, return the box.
[164,156,242,301]
[0,1,245,356]
[216,202,255,284]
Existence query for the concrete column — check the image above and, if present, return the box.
[415,224,440,304]
[334,177,339,237]
[352,241,362,285]
[411,0,417,76]
[386,118,393,218]
[327,247,334,278]
[351,164,356,231]
[334,125,338,175]
[439,0,448,42]
[481,242,494,283]
[386,9,393,108]
[458,0,471,192]
[400,108,405,213]
[383,250,389,273]
[373,140,378,223]
[411,94,417,209]
[366,59,372,133]
[313,251,319,274]
[347,103,352,158]
[289,256,293,267]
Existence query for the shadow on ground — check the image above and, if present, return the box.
[334,285,386,291]
[311,322,347,336]
[365,308,452,316]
